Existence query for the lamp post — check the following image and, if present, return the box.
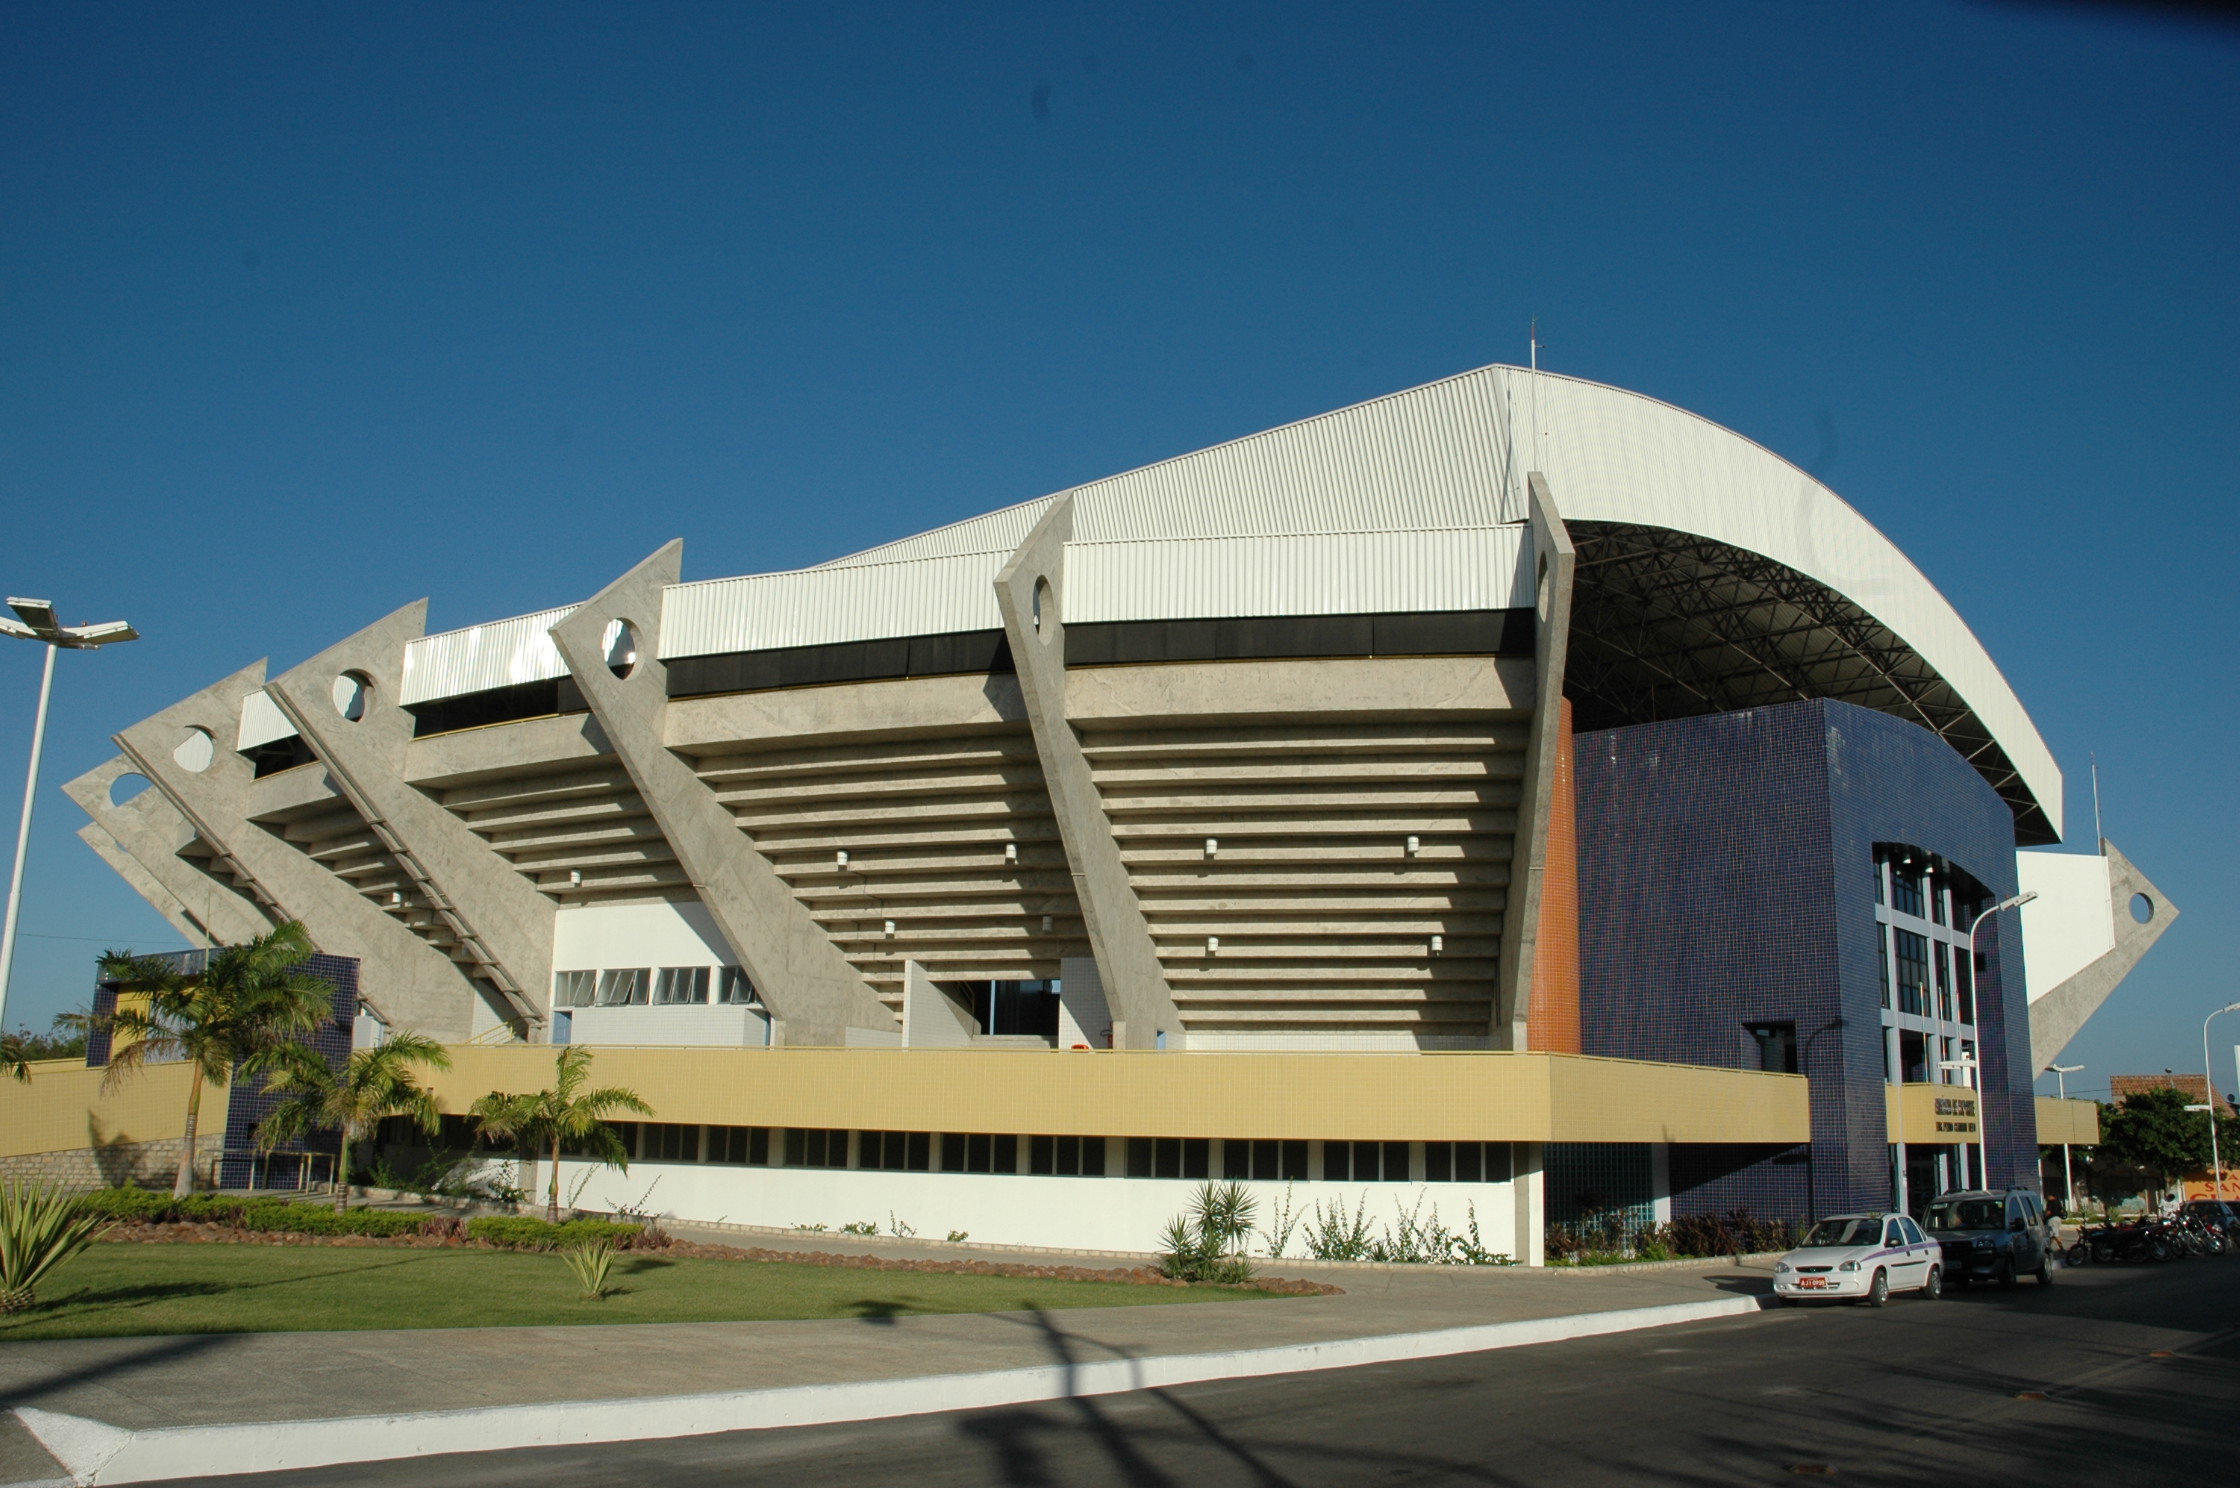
[0,597,139,1033]
[2199,1003,2240,1206]
[2049,1063,2083,1214]
[1954,890,2036,1191]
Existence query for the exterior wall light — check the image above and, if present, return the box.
[1407,835,1420,856]
[1431,934,1443,955]
[836,849,850,869]
[1204,837,1218,858]
[883,919,896,938]
[1207,936,1220,955]
[1005,842,1018,864]
[568,869,583,887]
[1040,914,1053,933]
[390,890,403,906]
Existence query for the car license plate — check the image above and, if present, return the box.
[1797,1277,1827,1289]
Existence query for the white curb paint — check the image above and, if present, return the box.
[18,1296,1767,1485]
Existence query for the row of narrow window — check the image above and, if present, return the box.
[606,1124,1514,1183]
[551,966,758,1008]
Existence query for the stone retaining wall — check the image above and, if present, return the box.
[0,1135,225,1190]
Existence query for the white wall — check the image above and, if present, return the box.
[565,1004,770,1048]
[554,898,738,970]
[555,1158,1520,1259]
[2017,852,2114,1002]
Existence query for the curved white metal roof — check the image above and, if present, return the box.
[817,365,2061,838]
[372,364,2059,839]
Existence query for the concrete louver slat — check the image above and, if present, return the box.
[457,794,657,833]
[1089,759,1524,788]
[707,770,1053,808]
[1077,733,1526,762]
[436,768,643,812]
[1120,841,1508,863]
[481,816,672,854]
[1107,813,1519,838]
[727,795,1053,831]
[1098,783,1523,814]
[752,823,1065,854]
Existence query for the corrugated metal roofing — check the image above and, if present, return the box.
[823,368,1524,568]
[1063,526,1532,624]
[658,553,1010,660]
[399,605,579,706]
[235,690,297,750]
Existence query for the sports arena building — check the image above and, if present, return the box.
[57,366,2173,1261]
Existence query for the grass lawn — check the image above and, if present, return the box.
[0,1244,1293,1340]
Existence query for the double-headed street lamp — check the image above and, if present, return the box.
[1932,890,2035,1193]
[0,597,139,1033]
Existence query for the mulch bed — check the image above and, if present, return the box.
[93,1222,1341,1295]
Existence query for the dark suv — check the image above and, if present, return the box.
[1924,1189,2053,1287]
[2181,1199,2240,1241]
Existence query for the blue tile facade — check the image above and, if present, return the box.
[1574,698,2036,1219]
[87,948,356,1188]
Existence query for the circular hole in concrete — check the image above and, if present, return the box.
[603,619,639,679]
[173,728,215,773]
[110,772,153,806]
[332,671,371,721]
[2129,893,2154,925]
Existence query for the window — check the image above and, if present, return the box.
[1029,1135,1106,1176]
[1889,860,1924,918]
[1425,1142,1512,1183]
[552,970,596,1008]
[785,1128,849,1168]
[1933,944,1952,1021]
[1746,1022,1798,1075]
[1221,1139,1309,1181]
[1878,930,1891,1010]
[940,1132,1018,1174]
[596,968,649,1006]
[860,1131,932,1171]
[563,1120,635,1158]
[717,967,756,1005]
[1885,1220,1905,1248]
[1953,955,1974,1025]
[641,1123,699,1162]
[707,1126,769,1165]
[958,980,1061,1039]
[1324,1141,1410,1182]
[1900,1217,1926,1246]
[653,967,711,1005]
[1893,931,1930,1017]
[1900,1030,1929,1084]
[1126,1137,1208,1179]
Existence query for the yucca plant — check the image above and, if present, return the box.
[0,1181,114,1313]
[1159,1181,1258,1284]
[562,1239,618,1300]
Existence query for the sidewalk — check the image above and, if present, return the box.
[0,1246,1780,1486]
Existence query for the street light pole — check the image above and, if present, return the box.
[0,597,139,1034]
[2201,1003,2240,1205]
[1958,890,2037,1191]
[2050,1063,2083,1213]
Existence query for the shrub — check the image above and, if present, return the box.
[464,1215,643,1251]
[2,1181,114,1312]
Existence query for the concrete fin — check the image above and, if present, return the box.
[2029,838,2180,1072]
[994,495,1183,1049]
[1494,474,1573,1049]
[902,960,978,1047]
[549,541,898,1046]
[265,601,552,1027]
[109,660,484,1040]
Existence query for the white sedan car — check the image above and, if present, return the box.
[1772,1212,1944,1306]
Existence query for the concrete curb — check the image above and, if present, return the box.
[15,1295,1770,1485]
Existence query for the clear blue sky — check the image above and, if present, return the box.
[2,2,2233,1099]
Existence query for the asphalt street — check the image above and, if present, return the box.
[158,1255,2239,1487]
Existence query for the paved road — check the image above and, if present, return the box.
[159,1257,2239,1486]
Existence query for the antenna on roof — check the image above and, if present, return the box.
[1529,318,1540,372]
[2090,753,2104,848]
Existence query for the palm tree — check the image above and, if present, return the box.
[254,1032,453,1210]
[87,921,336,1197]
[1,1033,28,1084]
[469,1045,651,1221]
